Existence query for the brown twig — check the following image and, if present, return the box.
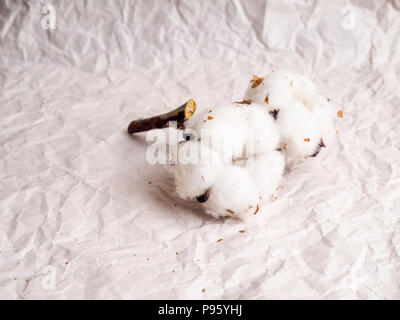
[127,99,196,134]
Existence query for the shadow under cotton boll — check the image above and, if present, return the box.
[172,103,285,219]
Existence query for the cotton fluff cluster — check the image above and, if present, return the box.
[243,71,337,162]
[173,71,339,219]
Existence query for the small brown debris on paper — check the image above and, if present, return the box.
[270,195,278,202]
[250,75,264,88]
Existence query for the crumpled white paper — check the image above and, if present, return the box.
[0,0,399,299]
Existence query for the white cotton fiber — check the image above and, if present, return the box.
[275,101,323,160]
[246,151,285,199]
[243,71,295,107]
[243,104,281,155]
[185,105,249,163]
[200,165,260,219]
[170,70,338,219]
[174,141,223,201]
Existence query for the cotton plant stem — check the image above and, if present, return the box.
[127,100,196,134]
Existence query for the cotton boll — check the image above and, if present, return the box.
[275,102,323,160]
[175,71,337,217]
[265,72,302,108]
[246,151,285,199]
[242,71,338,160]
[244,104,281,155]
[243,71,322,115]
[289,75,337,141]
[200,166,260,219]
[174,141,223,201]
[243,71,296,107]
[312,98,338,143]
[186,105,249,163]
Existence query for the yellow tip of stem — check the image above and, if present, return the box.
[184,99,196,120]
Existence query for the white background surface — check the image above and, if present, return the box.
[0,0,399,299]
